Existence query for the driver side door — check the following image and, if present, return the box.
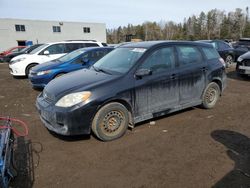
[133,46,179,122]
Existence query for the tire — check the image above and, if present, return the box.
[91,102,129,141]
[25,64,38,76]
[201,82,221,109]
[225,55,233,68]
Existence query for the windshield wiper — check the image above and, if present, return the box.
[93,66,112,75]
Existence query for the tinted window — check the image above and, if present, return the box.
[139,47,175,73]
[85,43,99,47]
[41,44,65,55]
[202,47,220,60]
[102,43,108,46]
[65,43,83,53]
[177,46,203,66]
[218,41,230,50]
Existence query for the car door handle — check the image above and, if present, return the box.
[170,74,177,80]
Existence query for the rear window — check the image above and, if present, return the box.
[201,47,220,60]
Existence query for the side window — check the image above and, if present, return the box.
[65,43,82,53]
[85,43,99,47]
[176,46,203,66]
[201,47,220,60]
[40,44,65,55]
[139,47,175,73]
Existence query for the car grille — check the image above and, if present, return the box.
[242,60,250,67]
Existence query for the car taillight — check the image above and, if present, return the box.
[219,58,226,67]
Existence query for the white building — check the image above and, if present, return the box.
[0,18,107,51]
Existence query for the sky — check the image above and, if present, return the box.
[0,0,249,29]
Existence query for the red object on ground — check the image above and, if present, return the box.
[0,117,28,137]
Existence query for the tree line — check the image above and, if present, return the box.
[107,7,250,44]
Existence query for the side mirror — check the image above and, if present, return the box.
[135,68,152,78]
[43,50,50,55]
[81,57,89,64]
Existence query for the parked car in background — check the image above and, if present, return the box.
[199,40,235,67]
[3,44,43,62]
[232,38,250,49]
[9,40,105,76]
[0,46,26,62]
[236,51,250,77]
[29,47,114,88]
[232,38,250,60]
[36,41,226,141]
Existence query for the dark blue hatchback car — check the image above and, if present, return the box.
[29,47,113,88]
[36,41,227,141]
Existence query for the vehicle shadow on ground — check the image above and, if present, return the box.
[211,130,250,188]
[226,70,250,81]
[48,130,91,142]
[10,137,43,188]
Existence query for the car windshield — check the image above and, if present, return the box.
[29,44,49,54]
[58,48,86,62]
[93,47,146,74]
[20,46,30,53]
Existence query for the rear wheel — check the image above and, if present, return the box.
[201,82,221,109]
[225,55,233,67]
[91,102,129,141]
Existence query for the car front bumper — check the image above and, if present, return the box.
[36,93,98,136]
[236,65,250,75]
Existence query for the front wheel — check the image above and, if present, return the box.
[201,82,221,109]
[91,102,129,141]
[25,64,38,76]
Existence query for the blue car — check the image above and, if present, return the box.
[29,47,113,88]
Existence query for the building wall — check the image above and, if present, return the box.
[0,18,107,51]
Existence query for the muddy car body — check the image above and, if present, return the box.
[36,41,227,141]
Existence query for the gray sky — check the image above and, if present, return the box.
[0,0,249,28]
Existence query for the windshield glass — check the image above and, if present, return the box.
[58,48,86,62]
[19,46,30,53]
[93,47,146,74]
[29,44,49,54]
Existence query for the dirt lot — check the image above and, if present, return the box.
[0,63,250,188]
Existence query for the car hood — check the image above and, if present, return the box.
[44,68,120,100]
[240,51,250,59]
[11,54,30,61]
[32,59,63,72]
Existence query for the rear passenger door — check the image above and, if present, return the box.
[176,45,207,105]
[134,46,179,121]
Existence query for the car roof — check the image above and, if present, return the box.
[120,40,212,49]
[82,47,114,51]
[45,41,100,45]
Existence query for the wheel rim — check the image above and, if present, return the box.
[101,110,124,135]
[205,87,217,104]
[226,55,233,65]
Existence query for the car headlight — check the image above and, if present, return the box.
[10,57,26,64]
[237,56,243,62]
[37,70,52,76]
[55,91,91,107]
